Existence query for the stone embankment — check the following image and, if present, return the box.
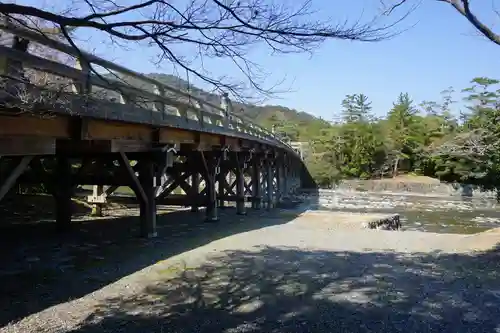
[331,178,496,198]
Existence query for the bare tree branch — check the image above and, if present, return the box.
[0,0,405,101]
[383,0,500,46]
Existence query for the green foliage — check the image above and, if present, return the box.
[276,77,500,196]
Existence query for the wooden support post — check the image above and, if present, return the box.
[90,185,104,216]
[190,172,200,212]
[275,156,282,202]
[292,160,299,194]
[251,155,261,209]
[54,155,72,232]
[119,151,156,238]
[266,156,273,210]
[138,157,157,238]
[260,167,266,208]
[218,167,226,209]
[283,157,289,197]
[203,152,219,222]
[288,160,294,194]
[235,153,246,215]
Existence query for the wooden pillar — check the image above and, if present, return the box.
[205,153,219,222]
[138,158,157,238]
[283,157,289,197]
[54,155,72,232]
[217,167,226,209]
[90,185,104,216]
[275,157,282,202]
[235,153,246,215]
[190,172,200,212]
[261,164,267,207]
[251,155,261,209]
[266,157,273,210]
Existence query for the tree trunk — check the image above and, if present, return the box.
[393,157,399,178]
[496,188,500,203]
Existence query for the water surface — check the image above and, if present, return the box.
[312,191,500,234]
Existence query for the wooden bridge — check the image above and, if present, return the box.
[0,22,315,238]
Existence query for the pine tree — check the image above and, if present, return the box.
[387,92,420,176]
[341,93,372,123]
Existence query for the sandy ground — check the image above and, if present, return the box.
[2,209,500,333]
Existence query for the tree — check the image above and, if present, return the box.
[383,0,500,46]
[341,93,372,123]
[0,1,403,101]
[428,77,500,199]
[386,92,420,176]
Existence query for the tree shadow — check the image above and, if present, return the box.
[68,245,500,333]
[0,194,92,224]
[0,196,315,326]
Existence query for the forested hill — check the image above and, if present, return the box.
[144,73,329,140]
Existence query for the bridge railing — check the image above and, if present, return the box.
[0,20,296,153]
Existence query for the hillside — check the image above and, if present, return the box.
[105,72,329,141]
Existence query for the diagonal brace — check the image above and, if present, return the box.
[119,150,147,204]
[0,156,33,201]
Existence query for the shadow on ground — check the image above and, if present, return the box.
[0,195,313,326]
[69,245,500,333]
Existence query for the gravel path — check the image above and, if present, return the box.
[3,211,500,333]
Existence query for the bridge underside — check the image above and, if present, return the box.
[0,113,308,237]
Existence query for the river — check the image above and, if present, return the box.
[310,191,500,234]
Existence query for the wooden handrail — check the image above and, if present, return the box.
[0,21,294,152]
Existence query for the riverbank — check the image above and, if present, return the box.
[2,210,500,332]
[333,175,496,198]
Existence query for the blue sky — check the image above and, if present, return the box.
[22,0,500,120]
